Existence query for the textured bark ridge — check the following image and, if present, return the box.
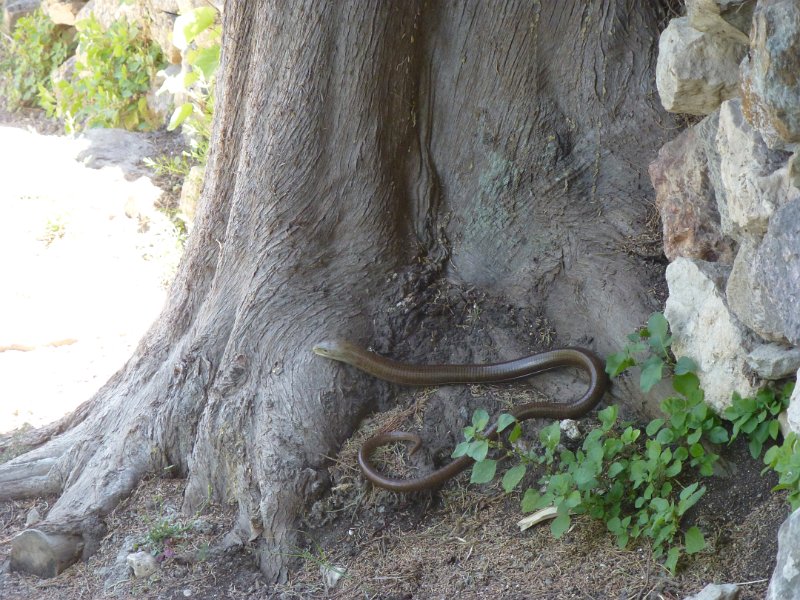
[0,0,674,583]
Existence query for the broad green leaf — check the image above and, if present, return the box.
[655,428,674,444]
[175,7,218,48]
[472,409,490,431]
[501,465,526,493]
[521,489,541,512]
[640,355,664,392]
[647,312,669,343]
[508,422,523,443]
[564,490,582,509]
[550,513,571,538]
[674,356,697,375]
[646,418,664,436]
[451,441,469,458]
[769,420,780,440]
[664,459,682,477]
[467,440,489,462]
[168,102,193,131]
[664,547,681,573]
[470,459,497,484]
[598,405,619,430]
[708,426,729,444]
[684,526,705,554]
[608,461,625,478]
[192,45,220,79]
[497,413,516,433]
[606,352,634,377]
[673,372,700,397]
[606,516,621,533]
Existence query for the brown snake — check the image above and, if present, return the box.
[313,340,608,492]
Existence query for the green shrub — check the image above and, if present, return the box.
[459,312,796,573]
[0,9,75,110]
[40,14,165,132]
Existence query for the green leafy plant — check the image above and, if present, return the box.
[764,431,800,510]
[463,398,710,572]
[725,383,792,458]
[0,9,76,110]
[606,312,696,392]
[41,14,164,132]
[459,312,798,573]
[160,6,221,167]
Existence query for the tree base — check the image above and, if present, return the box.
[10,529,84,579]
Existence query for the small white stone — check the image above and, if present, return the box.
[24,507,42,527]
[320,564,346,589]
[126,551,159,579]
[559,419,581,440]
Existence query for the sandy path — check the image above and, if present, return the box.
[0,125,182,432]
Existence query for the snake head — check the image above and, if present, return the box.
[311,340,338,358]
[312,339,360,362]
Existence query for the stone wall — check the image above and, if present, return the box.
[652,0,800,417]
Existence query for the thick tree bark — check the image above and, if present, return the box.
[1,0,674,583]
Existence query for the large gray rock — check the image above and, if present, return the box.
[767,507,800,599]
[747,344,800,380]
[665,258,758,412]
[717,99,797,241]
[686,0,753,45]
[649,121,735,263]
[756,198,800,345]
[73,128,156,180]
[740,0,800,150]
[656,17,746,116]
[726,240,787,342]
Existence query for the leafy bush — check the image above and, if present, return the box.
[0,9,75,110]
[40,14,164,132]
[459,312,796,573]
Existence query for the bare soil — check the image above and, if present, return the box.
[0,110,787,599]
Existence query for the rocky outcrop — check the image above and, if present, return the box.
[767,508,800,599]
[656,16,746,115]
[755,198,800,346]
[716,100,796,241]
[740,0,800,150]
[686,0,753,45]
[42,0,86,25]
[664,258,758,412]
[746,344,800,380]
[649,120,735,263]
[726,239,787,342]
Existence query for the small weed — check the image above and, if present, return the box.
[40,216,66,246]
[144,154,192,178]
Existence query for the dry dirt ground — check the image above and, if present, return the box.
[0,110,789,600]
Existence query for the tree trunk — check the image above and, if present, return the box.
[1,0,675,583]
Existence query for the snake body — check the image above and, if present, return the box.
[312,340,608,493]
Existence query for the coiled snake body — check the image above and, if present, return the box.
[313,340,608,492]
